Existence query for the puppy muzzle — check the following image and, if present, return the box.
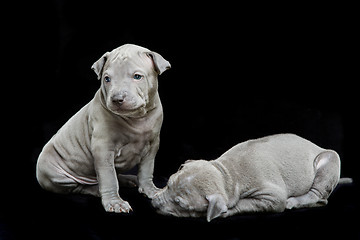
[111,92,127,106]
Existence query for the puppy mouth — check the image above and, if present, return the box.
[151,202,173,216]
[108,103,146,117]
[154,207,182,218]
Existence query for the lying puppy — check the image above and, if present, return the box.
[37,44,170,213]
[152,134,351,222]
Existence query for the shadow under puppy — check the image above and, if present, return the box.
[152,134,352,222]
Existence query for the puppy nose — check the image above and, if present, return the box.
[111,92,126,105]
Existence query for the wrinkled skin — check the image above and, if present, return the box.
[97,45,160,118]
[153,134,343,222]
[36,44,170,213]
[152,160,214,218]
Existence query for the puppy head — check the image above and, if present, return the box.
[91,44,170,117]
[152,160,228,222]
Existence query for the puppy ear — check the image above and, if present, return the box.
[205,194,228,222]
[91,52,109,80]
[146,51,171,75]
[184,159,196,164]
[178,159,196,171]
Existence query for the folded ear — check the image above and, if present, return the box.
[146,51,171,75]
[184,159,196,164]
[178,159,196,171]
[206,194,228,222]
[91,52,109,80]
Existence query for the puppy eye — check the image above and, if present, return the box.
[133,74,143,80]
[104,76,111,83]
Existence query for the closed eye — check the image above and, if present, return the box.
[174,196,188,209]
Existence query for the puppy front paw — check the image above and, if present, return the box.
[102,197,133,213]
[138,184,160,199]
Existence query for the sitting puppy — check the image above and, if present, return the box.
[152,134,351,222]
[37,44,170,213]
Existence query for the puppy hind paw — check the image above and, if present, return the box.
[286,191,326,210]
[286,197,299,209]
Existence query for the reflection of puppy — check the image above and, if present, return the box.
[37,44,170,213]
[152,134,351,222]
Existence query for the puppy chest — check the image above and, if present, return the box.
[114,141,151,171]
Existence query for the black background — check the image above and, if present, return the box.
[2,1,358,239]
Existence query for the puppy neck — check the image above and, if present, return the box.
[210,160,232,200]
[211,161,229,179]
[211,159,242,210]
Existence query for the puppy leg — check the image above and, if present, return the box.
[286,150,340,209]
[37,160,100,196]
[225,187,287,216]
[117,174,138,188]
[37,154,77,194]
[73,184,100,196]
[37,150,99,196]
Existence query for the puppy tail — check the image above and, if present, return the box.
[338,177,353,185]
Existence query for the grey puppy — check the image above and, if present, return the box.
[152,134,351,222]
[37,44,170,213]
